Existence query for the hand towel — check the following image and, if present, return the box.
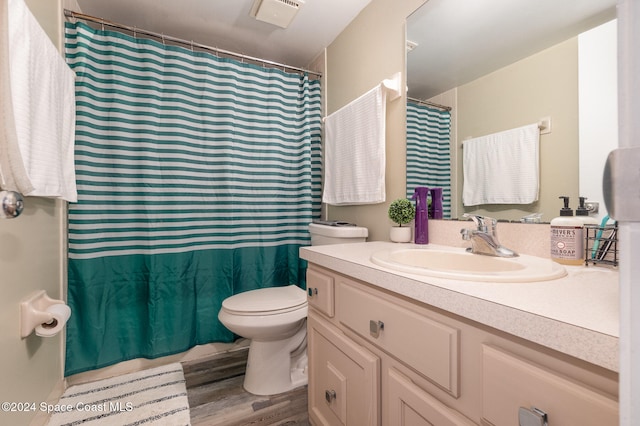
[6,0,77,202]
[462,123,540,206]
[322,84,386,205]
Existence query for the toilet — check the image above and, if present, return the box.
[218,222,368,395]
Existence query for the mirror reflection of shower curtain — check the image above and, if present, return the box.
[406,102,452,218]
[64,22,322,376]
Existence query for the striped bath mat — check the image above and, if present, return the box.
[48,363,190,426]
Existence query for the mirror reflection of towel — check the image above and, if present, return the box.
[322,84,386,205]
[462,123,539,206]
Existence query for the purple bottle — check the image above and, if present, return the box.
[412,187,429,244]
[430,187,443,219]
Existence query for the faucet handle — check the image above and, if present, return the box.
[463,214,496,232]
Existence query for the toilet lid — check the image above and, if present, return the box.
[222,285,307,315]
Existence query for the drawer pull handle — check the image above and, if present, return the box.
[369,320,384,338]
[518,407,548,426]
[325,389,337,403]
[307,287,318,297]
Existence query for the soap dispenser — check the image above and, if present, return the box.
[412,187,429,244]
[550,196,583,265]
[576,197,598,227]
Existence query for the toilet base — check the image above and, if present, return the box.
[243,320,308,396]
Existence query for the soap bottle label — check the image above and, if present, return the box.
[550,226,583,260]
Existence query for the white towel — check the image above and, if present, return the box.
[0,0,33,194]
[462,123,540,206]
[6,0,77,202]
[322,84,386,205]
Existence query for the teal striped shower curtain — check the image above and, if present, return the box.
[64,22,322,375]
[406,102,452,218]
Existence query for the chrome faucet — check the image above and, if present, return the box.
[460,214,519,257]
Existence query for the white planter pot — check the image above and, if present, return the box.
[390,226,412,243]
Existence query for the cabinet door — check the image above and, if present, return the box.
[307,266,335,317]
[482,344,618,426]
[308,314,380,425]
[388,368,476,426]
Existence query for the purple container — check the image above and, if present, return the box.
[412,187,429,244]
[430,188,443,219]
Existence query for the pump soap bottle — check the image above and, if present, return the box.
[550,196,584,265]
[576,197,598,227]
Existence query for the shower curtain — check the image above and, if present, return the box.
[406,102,452,218]
[64,22,322,375]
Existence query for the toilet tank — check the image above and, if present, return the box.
[308,222,368,246]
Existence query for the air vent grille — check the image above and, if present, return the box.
[251,0,305,29]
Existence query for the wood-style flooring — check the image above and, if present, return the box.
[183,348,310,426]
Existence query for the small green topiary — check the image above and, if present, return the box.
[388,198,416,227]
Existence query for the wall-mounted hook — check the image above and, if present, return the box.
[0,191,24,219]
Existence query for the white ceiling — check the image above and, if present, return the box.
[73,0,373,70]
[70,0,618,96]
[407,0,617,100]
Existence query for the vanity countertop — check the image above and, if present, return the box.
[300,241,619,372]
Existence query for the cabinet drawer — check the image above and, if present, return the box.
[388,368,476,426]
[307,266,335,317]
[482,344,618,426]
[308,314,380,425]
[337,280,459,396]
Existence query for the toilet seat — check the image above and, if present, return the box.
[221,285,307,316]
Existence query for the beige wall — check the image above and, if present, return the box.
[1,1,69,425]
[326,1,584,235]
[457,38,580,222]
[325,0,426,241]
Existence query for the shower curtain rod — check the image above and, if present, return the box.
[63,9,323,78]
[407,96,452,112]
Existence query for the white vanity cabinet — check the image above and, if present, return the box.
[307,265,380,426]
[305,263,619,426]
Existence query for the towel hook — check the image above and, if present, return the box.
[0,191,24,219]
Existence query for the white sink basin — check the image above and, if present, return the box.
[370,246,567,282]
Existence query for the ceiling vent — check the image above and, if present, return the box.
[250,0,304,29]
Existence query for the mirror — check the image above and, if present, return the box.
[406,0,617,222]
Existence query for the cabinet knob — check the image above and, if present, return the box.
[325,389,337,403]
[519,407,548,426]
[307,287,318,297]
[369,320,384,338]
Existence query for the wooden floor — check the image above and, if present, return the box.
[183,348,310,426]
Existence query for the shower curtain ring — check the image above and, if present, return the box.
[161,33,165,45]
[133,26,137,38]
[100,18,105,31]
[190,40,194,51]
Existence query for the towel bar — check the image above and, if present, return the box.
[460,119,549,148]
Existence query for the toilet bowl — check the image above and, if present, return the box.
[218,222,368,396]
[218,285,309,395]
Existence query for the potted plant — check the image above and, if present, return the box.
[388,198,416,243]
